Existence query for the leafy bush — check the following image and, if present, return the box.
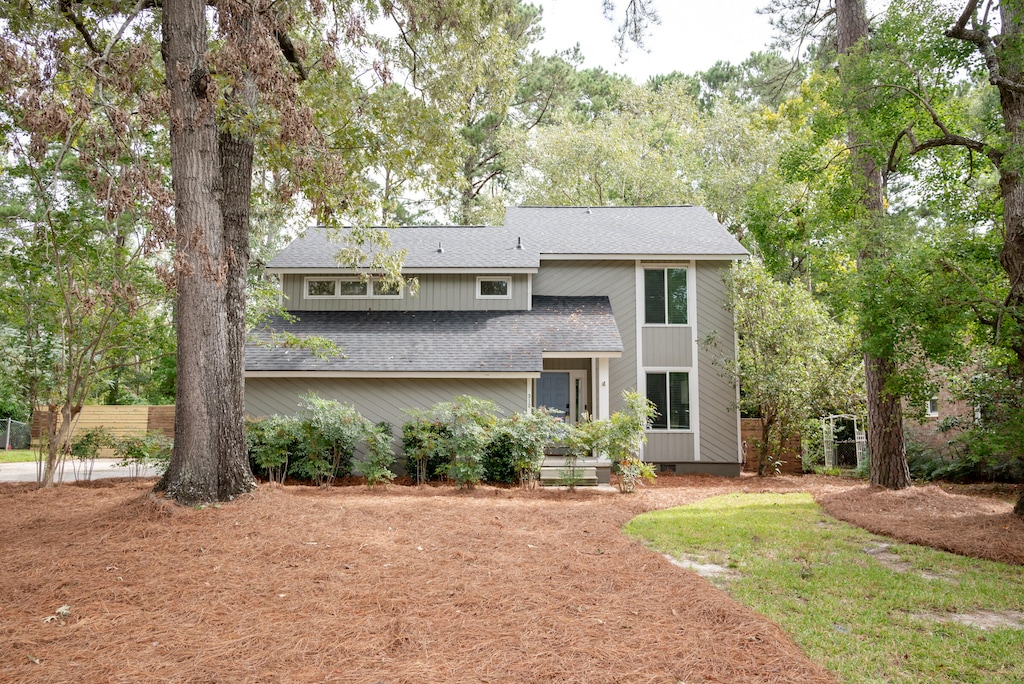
[361,421,396,487]
[70,428,117,461]
[246,415,302,484]
[564,392,656,492]
[291,393,370,486]
[401,396,499,488]
[402,417,453,484]
[114,431,172,477]
[485,408,566,487]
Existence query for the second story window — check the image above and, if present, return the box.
[644,268,687,324]
[477,276,511,299]
[304,276,402,299]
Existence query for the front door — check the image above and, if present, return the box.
[537,372,570,421]
[537,370,588,424]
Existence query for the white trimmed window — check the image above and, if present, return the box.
[304,276,403,299]
[646,371,691,430]
[476,276,511,299]
[644,268,688,325]
[926,397,939,417]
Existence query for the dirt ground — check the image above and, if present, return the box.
[0,474,1020,684]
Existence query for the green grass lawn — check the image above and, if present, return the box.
[625,492,1024,683]
[0,449,36,464]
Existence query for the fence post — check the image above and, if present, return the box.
[4,417,10,451]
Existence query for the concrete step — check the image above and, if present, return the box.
[539,465,598,486]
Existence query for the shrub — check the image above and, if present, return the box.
[485,408,566,487]
[401,417,452,484]
[361,421,396,487]
[114,431,172,477]
[402,396,499,488]
[70,428,117,461]
[246,415,302,484]
[291,393,370,486]
[564,392,656,492]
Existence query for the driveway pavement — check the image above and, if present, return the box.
[0,459,161,483]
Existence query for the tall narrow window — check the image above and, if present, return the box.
[646,372,690,430]
[644,268,687,324]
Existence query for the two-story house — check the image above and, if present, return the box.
[245,206,748,479]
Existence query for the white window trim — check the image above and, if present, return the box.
[926,397,939,418]
[641,263,694,327]
[476,276,512,299]
[303,276,404,300]
[643,367,695,433]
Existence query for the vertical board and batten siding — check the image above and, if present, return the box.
[695,261,741,464]
[245,376,529,431]
[281,273,530,312]
[530,260,637,413]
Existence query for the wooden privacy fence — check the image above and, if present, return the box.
[31,405,175,444]
[740,418,803,475]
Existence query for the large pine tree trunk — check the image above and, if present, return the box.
[994,2,1024,514]
[837,0,910,489]
[158,0,255,504]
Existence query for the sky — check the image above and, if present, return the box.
[535,0,778,83]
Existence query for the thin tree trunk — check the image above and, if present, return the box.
[837,0,910,489]
[218,131,257,500]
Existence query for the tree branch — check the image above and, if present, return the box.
[275,29,308,81]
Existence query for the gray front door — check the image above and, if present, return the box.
[537,372,570,420]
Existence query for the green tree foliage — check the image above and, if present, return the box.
[720,259,862,475]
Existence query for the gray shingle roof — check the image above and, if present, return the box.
[504,205,749,257]
[267,206,746,271]
[267,225,540,271]
[245,296,623,374]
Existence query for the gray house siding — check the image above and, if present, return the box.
[645,432,696,462]
[642,327,693,367]
[696,261,741,467]
[246,375,529,428]
[281,273,530,312]
[531,260,637,413]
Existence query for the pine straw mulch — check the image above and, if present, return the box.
[817,481,1024,565]
[0,474,1019,684]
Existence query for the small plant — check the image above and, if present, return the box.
[361,421,396,487]
[246,416,302,484]
[562,416,607,490]
[70,428,117,461]
[605,392,657,492]
[113,431,172,478]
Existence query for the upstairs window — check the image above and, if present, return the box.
[646,372,690,430]
[477,276,511,299]
[644,268,687,324]
[926,397,939,417]
[306,279,337,298]
[304,276,402,299]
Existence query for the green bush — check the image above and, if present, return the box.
[360,421,396,487]
[70,428,117,461]
[246,415,302,483]
[484,408,566,487]
[291,393,369,486]
[401,417,452,484]
[401,396,499,488]
[113,431,172,476]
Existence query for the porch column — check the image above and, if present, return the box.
[596,357,610,420]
